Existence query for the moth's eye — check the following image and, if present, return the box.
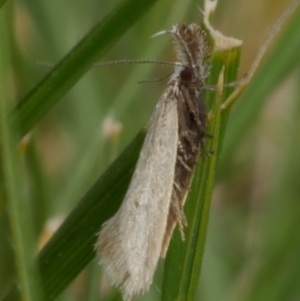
[180,67,193,82]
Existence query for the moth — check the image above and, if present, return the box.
[96,23,211,300]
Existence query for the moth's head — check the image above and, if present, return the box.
[170,23,211,84]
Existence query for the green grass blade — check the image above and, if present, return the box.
[38,131,144,300]
[0,14,42,301]
[10,0,159,138]
[240,74,300,301]
[221,6,300,172]
[161,34,242,301]
[3,130,145,301]
[186,67,224,300]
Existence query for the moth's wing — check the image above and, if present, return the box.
[96,84,178,301]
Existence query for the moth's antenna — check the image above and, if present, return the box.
[37,59,184,70]
[93,59,184,68]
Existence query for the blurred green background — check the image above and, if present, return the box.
[1,0,300,300]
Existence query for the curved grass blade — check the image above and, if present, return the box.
[161,40,241,301]
[220,4,300,172]
[10,0,159,139]
[0,18,43,301]
[3,131,145,301]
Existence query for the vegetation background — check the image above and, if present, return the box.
[0,0,300,300]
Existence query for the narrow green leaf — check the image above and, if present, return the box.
[38,131,145,300]
[242,74,300,301]
[3,131,145,301]
[10,0,159,138]
[186,67,225,300]
[221,5,300,172]
[0,14,42,301]
[161,33,241,301]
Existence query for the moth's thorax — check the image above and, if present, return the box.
[170,23,211,85]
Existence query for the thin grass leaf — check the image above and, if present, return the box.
[39,131,145,301]
[221,4,300,172]
[186,67,225,300]
[10,0,159,138]
[242,76,300,301]
[0,16,42,301]
[161,40,241,300]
